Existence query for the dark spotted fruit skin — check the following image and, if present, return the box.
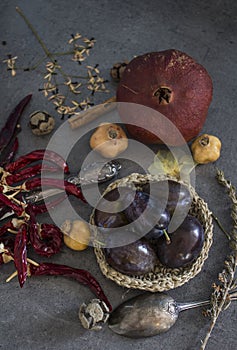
[142,180,192,218]
[94,185,171,236]
[155,215,204,268]
[104,230,157,275]
[116,49,213,145]
[94,188,129,230]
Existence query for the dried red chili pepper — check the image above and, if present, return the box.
[13,223,28,287]
[5,163,60,186]
[25,205,63,257]
[24,178,86,202]
[0,203,13,221]
[29,262,112,311]
[28,194,67,215]
[0,94,32,154]
[0,137,19,167]
[29,223,63,257]
[0,253,4,265]
[0,220,16,237]
[0,193,24,216]
[5,149,69,174]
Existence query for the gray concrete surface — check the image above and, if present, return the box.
[0,1,237,349]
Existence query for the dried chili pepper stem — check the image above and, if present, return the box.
[0,193,24,216]
[0,244,14,264]
[1,182,22,194]
[7,189,21,200]
[6,270,18,282]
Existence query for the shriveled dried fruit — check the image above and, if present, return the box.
[90,122,128,158]
[61,219,91,251]
[191,134,221,164]
[79,298,110,330]
[29,111,55,135]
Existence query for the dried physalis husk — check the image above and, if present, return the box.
[29,111,55,135]
[110,61,129,81]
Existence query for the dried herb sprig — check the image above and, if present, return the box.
[200,169,237,350]
[2,7,108,118]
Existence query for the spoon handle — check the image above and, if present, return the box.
[177,299,210,312]
[22,160,121,204]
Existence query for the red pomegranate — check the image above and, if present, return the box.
[116,49,213,146]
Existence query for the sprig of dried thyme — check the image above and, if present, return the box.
[2,7,109,119]
[200,169,237,350]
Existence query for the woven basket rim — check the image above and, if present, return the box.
[91,173,213,292]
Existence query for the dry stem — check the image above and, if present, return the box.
[200,169,237,350]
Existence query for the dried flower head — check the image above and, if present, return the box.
[3,55,18,76]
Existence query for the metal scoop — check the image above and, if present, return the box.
[108,292,236,338]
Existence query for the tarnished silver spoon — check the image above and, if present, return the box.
[108,292,236,338]
[22,160,121,204]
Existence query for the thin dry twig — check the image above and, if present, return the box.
[200,169,237,350]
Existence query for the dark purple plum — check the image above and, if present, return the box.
[124,190,169,234]
[155,214,204,268]
[104,230,157,275]
[94,188,129,229]
[145,209,171,243]
[142,180,192,217]
[166,180,192,216]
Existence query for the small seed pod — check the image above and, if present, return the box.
[61,219,91,251]
[90,122,128,158]
[191,134,221,164]
[29,111,55,135]
[79,299,110,330]
[110,61,129,81]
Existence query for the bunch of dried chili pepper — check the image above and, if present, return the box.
[0,95,85,284]
[0,95,112,324]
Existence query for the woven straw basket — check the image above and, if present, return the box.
[90,173,213,292]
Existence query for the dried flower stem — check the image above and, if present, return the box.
[200,169,237,350]
[211,214,231,241]
[13,7,108,118]
[16,6,67,79]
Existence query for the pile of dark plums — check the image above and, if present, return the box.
[94,180,205,275]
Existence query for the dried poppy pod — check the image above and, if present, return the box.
[110,61,129,81]
[29,111,55,135]
[116,49,213,146]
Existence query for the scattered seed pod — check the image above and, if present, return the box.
[79,298,110,330]
[110,61,129,81]
[61,219,91,251]
[29,111,55,135]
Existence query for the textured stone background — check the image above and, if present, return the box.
[0,1,237,349]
